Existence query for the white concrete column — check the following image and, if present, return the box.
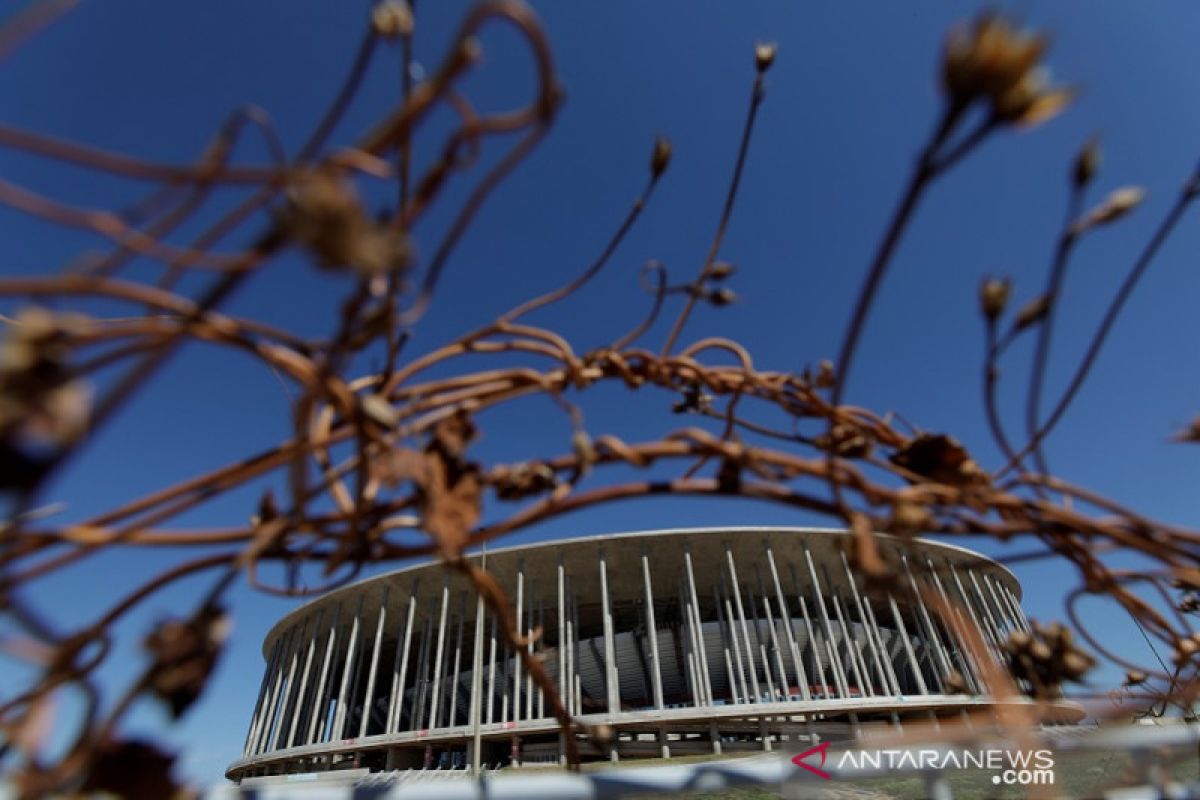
[599,548,620,715]
[359,587,390,738]
[679,582,701,705]
[717,575,749,703]
[307,602,342,744]
[486,611,498,725]
[901,555,953,684]
[524,584,536,722]
[332,595,365,740]
[428,576,451,730]
[683,544,713,706]
[923,558,983,694]
[1000,582,1031,632]
[470,550,487,773]
[386,583,417,732]
[766,543,810,701]
[449,597,467,728]
[948,563,1003,657]
[829,590,868,697]
[271,620,306,752]
[535,597,545,719]
[413,614,434,730]
[791,568,830,699]
[512,560,524,723]
[714,584,741,704]
[257,625,295,754]
[803,544,850,698]
[557,555,568,715]
[887,592,928,695]
[571,581,583,715]
[861,594,904,696]
[641,547,665,710]
[840,550,891,696]
[979,572,1013,634]
[724,543,763,703]
[244,635,283,756]
[287,608,324,747]
[755,565,792,700]
[984,574,1020,633]
[967,568,1007,646]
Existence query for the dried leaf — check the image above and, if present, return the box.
[889,433,990,488]
[431,411,477,460]
[80,738,189,799]
[1013,294,1051,332]
[144,606,230,719]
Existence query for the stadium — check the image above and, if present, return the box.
[226,527,1077,782]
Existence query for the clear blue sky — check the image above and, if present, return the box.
[2,0,1199,787]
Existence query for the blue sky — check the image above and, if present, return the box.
[2,0,1199,787]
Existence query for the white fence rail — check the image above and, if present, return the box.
[207,723,1200,799]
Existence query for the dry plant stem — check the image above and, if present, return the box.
[983,318,1022,469]
[999,171,1200,479]
[0,123,285,185]
[659,66,766,357]
[1024,185,1085,480]
[501,172,662,323]
[829,104,962,408]
[0,0,78,60]
[5,6,1200,792]
[449,558,582,769]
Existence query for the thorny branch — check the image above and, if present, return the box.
[0,4,1196,796]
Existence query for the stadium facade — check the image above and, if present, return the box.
[226,527,1074,782]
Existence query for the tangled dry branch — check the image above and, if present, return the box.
[0,3,1196,796]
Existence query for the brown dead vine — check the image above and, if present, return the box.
[0,2,1197,795]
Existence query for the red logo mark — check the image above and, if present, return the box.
[791,741,832,780]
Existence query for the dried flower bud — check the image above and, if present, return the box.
[1174,636,1199,668]
[361,394,398,429]
[979,277,1012,322]
[1073,139,1101,189]
[814,423,871,458]
[493,461,558,501]
[1013,294,1051,332]
[707,261,736,281]
[1124,670,1147,687]
[1082,186,1146,229]
[650,135,672,178]
[886,499,932,537]
[754,42,777,73]
[1171,415,1200,444]
[814,360,837,389]
[280,170,414,277]
[371,0,413,39]
[707,287,737,307]
[943,670,970,695]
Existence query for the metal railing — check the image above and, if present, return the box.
[206,722,1200,799]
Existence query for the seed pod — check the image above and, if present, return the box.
[707,287,737,307]
[371,0,413,39]
[1073,139,1100,189]
[979,277,1012,322]
[707,261,736,281]
[755,42,778,73]
[1085,186,1146,227]
[650,135,672,178]
[1014,294,1051,331]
